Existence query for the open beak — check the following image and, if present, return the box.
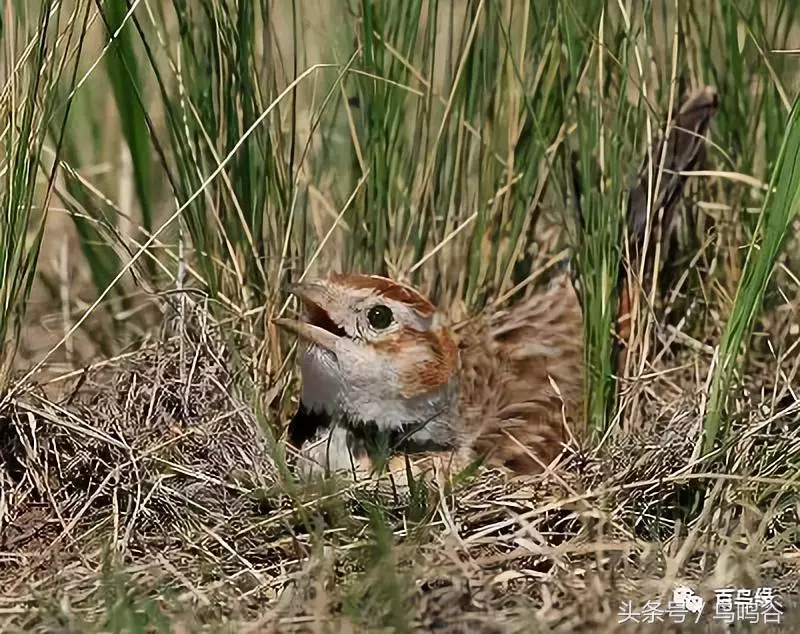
[273,282,345,352]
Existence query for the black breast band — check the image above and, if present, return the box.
[287,402,454,457]
[287,402,331,448]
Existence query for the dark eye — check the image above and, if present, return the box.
[367,304,393,330]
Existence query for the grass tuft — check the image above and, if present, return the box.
[704,92,800,457]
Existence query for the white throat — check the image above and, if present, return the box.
[298,344,461,447]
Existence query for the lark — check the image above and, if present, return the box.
[275,86,718,479]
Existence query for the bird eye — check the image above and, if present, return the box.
[367,304,393,330]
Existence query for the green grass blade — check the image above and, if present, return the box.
[1,0,72,390]
[99,0,155,240]
[703,92,800,456]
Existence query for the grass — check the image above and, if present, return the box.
[2,0,800,631]
[703,90,800,456]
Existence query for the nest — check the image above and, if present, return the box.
[0,322,286,599]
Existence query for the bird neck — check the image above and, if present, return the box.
[289,377,462,457]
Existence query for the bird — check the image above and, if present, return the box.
[274,86,719,480]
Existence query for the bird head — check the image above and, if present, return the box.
[274,274,460,438]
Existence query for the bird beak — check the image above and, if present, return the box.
[273,282,344,352]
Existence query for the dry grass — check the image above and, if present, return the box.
[2,294,799,632]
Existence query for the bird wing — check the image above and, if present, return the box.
[457,276,583,474]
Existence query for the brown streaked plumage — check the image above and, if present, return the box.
[463,275,584,473]
[275,86,718,479]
